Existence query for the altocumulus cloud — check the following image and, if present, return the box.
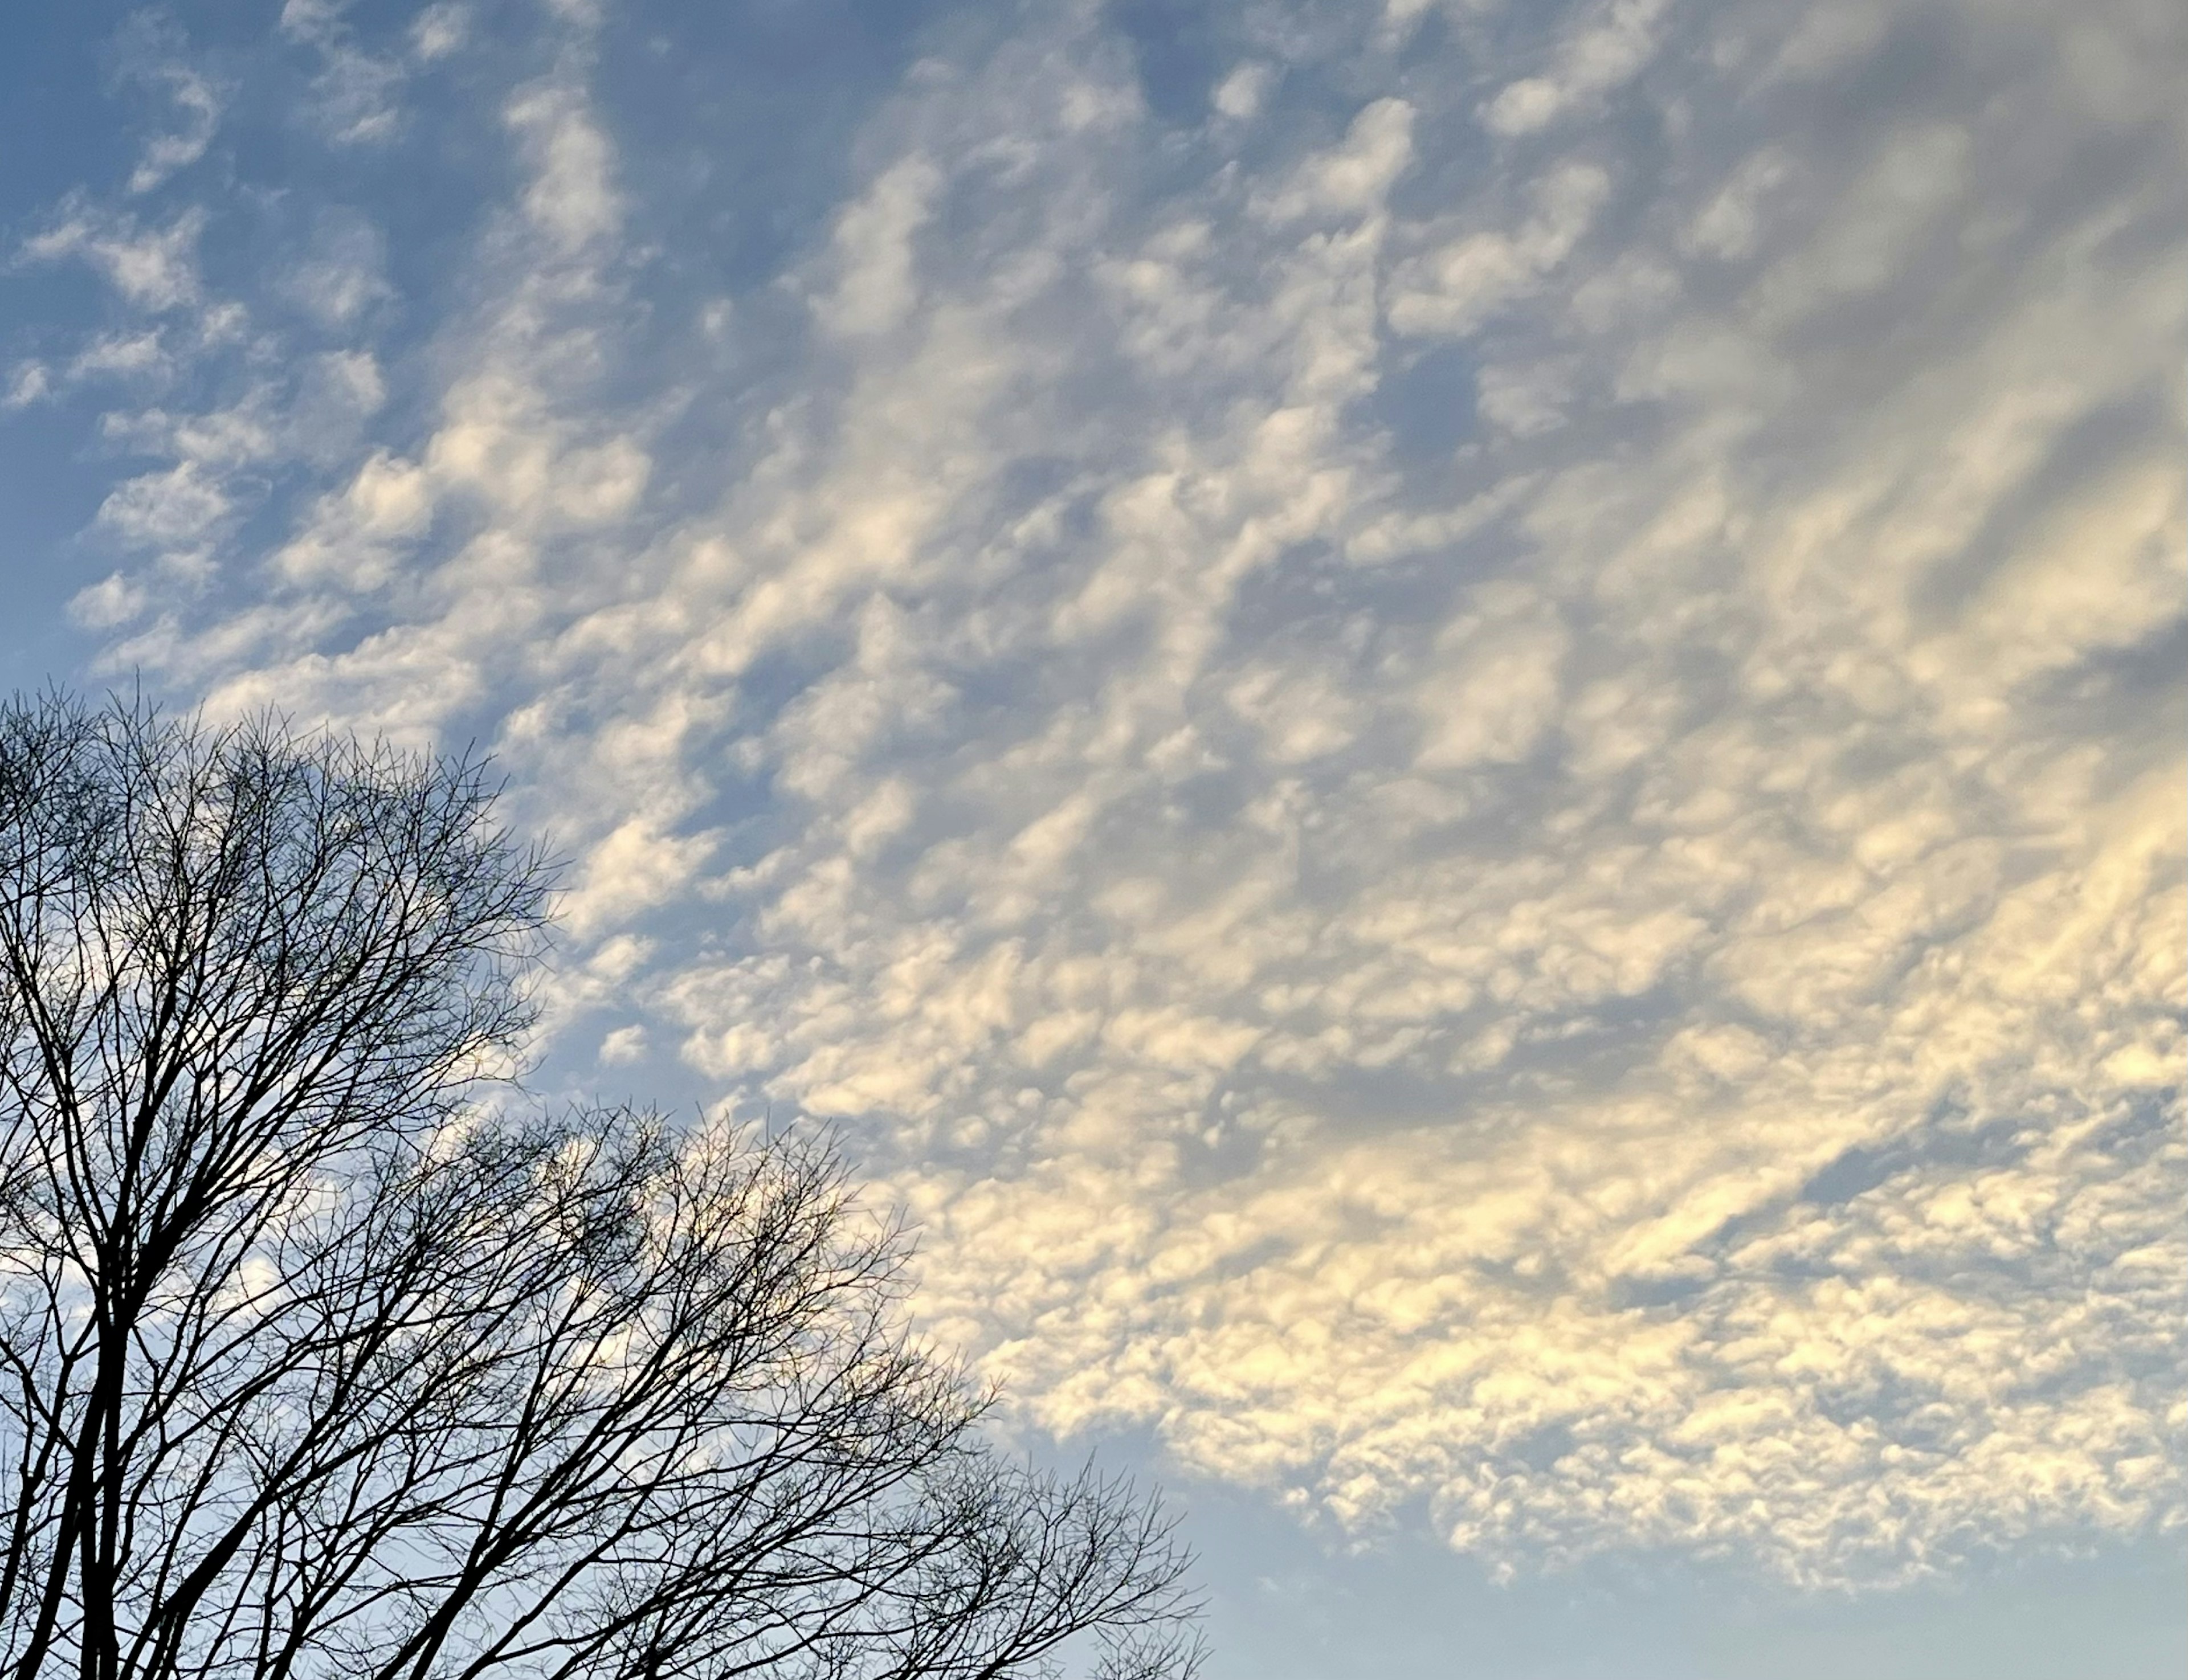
[16,0,2183,1587]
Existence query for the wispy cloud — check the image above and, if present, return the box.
[23,204,206,310]
[280,0,411,145]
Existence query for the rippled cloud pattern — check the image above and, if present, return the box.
[13,0,2183,1588]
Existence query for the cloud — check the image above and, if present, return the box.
[68,571,152,630]
[1751,124,1971,326]
[280,0,411,144]
[2,363,51,409]
[70,330,172,382]
[1682,147,1794,261]
[598,1022,648,1065]
[306,50,407,146]
[410,3,470,62]
[505,80,621,251]
[95,461,231,549]
[32,0,2188,1589]
[1211,62,1275,122]
[282,212,394,326]
[23,206,205,310]
[106,13,223,195]
[1260,98,1415,222]
[1479,0,1670,137]
[1386,162,1609,338]
[128,70,220,194]
[816,156,944,337]
[277,0,349,44]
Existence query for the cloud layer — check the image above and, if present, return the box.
[16,0,2185,1585]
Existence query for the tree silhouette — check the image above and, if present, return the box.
[0,693,1200,1680]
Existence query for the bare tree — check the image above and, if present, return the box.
[0,693,1201,1680]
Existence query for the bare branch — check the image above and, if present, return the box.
[0,693,1201,1680]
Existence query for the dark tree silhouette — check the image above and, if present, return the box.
[0,693,1201,1680]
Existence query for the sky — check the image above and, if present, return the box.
[1,1,2183,1674]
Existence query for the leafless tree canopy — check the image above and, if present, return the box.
[0,694,1201,1680]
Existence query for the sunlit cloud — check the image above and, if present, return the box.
[14,0,2183,1592]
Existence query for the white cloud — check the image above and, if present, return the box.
[43,0,2188,1590]
[128,69,220,194]
[277,0,349,45]
[279,0,410,144]
[1413,584,1569,765]
[68,571,152,630]
[1683,146,1794,261]
[410,3,470,62]
[1387,162,1609,338]
[505,81,621,250]
[1260,99,1415,222]
[95,462,231,549]
[283,214,393,326]
[816,155,943,337]
[274,449,432,590]
[69,330,170,381]
[1212,62,1275,122]
[562,816,719,940]
[1480,0,1671,136]
[1473,357,1575,436]
[23,207,205,310]
[2,363,50,408]
[598,1023,648,1065]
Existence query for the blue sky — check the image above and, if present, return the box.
[2,2,2183,1674]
